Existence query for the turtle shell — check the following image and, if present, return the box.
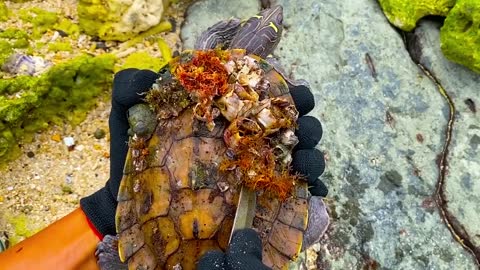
[116,49,310,270]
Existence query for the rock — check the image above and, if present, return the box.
[407,18,480,250]
[440,0,480,74]
[77,0,168,41]
[2,53,52,75]
[182,0,479,268]
[377,0,455,31]
[93,128,106,139]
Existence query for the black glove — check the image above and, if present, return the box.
[197,229,270,270]
[80,69,327,237]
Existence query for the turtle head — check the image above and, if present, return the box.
[230,5,284,58]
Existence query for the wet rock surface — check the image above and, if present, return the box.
[179,0,480,268]
[408,18,480,250]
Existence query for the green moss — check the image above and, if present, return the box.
[0,2,9,22]
[0,54,117,165]
[441,0,480,73]
[0,40,14,67]
[48,41,72,52]
[78,0,171,41]
[119,51,167,72]
[6,214,40,245]
[378,0,456,31]
[19,8,59,38]
[53,18,80,37]
[0,28,30,50]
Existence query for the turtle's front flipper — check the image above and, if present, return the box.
[95,234,128,270]
[194,18,241,50]
[302,196,329,250]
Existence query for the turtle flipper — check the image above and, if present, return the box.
[194,18,241,50]
[302,196,329,250]
[95,234,128,270]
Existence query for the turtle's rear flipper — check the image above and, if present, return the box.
[95,234,128,270]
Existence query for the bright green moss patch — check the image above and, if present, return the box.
[19,8,59,38]
[53,18,80,37]
[441,0,480,73]
[378,0,456,31]
[118,51,168,72]
[0,2,9,22]
[0,54,117,164]
[48,41,72,52]
[0,28,31,66]
[5,213,41,245]
[0,40,14,67]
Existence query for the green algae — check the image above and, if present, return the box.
[0,40,14,67]
[19,8,59,38]
[440,0,480,74]
[5,214,40,245]
[0,2,9,22]
[119,51,168,72]
[0,54,117,164]
[77,0,171,41]
[378,0,456,31]
[47,41,72,52]
[53,18,80,37]
[0,29,31,67]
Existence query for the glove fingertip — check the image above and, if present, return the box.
[292,149,325,182]
[308,179,329,197]
[197,250,226,270]
[113,69,159,108]
[230,229,262,259]
[295,116,323,150]
[290,85,315,116]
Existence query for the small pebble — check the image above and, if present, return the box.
[63,136,75,151]
[93,128,106,139]
[26,151,35,158]
[65,173,73,184]
[51,134,62,142]
[56,30,68,37]
[6,186,13,191]
[95,41,108,50]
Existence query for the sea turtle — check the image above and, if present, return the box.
[97,5,329,270]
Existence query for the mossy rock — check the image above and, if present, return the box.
[77,0,170,41]
[18,8,59,38]
[378,0,456,31]
[0,28,30,66]
[440,0,480,73]
[116,51,168,72]
[0,54,117,165]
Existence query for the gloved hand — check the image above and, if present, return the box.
[81,68,328,238]
[197,229,269,270]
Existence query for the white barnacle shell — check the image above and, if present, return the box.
[224,60,236,74]
[243,56,258,69]
[216,91,244,122]
[280,129,299,147]
[256,107,280,135]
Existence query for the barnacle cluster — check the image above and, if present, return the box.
[167,49,301,200]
